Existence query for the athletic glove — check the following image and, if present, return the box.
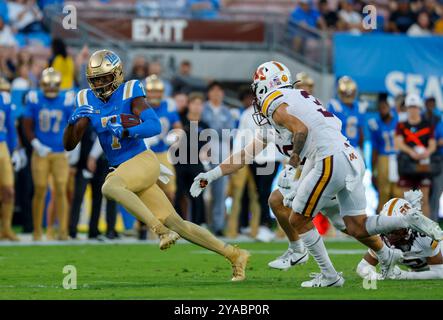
[106,116,124,139]
[277,164,296,189]
[190,167,223,198]
[11,148,27,171]
[31,138,52,157]
[68,105,94,125]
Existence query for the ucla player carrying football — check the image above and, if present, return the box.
[63,50,249,281]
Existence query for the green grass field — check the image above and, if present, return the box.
[0,240,442,300]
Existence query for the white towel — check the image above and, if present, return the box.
[388,154,399,183]
[158,163,174,184]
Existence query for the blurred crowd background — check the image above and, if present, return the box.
[0,0,442,243]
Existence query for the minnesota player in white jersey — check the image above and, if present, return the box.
[357,191,443,280]
[190,61,443,287]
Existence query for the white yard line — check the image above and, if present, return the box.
[191,249,367,255]
[0,234,355,247]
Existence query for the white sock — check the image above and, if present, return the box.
[374,243,390,262]
[365,216,408,236]
[300,228,337,279]
[289,240,304,253]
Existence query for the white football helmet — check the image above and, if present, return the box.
[380,198,413,246]
[251,61,293,125]
[380,198,412,217]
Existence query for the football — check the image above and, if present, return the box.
[120,113,141,128]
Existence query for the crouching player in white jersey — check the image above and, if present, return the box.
[357,191,443,280]
[190,61,443,287]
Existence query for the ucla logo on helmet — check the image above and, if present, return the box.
[105,52,120,66]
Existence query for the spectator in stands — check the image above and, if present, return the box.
[50,38,75,90]
[37,0,65,10]
[289,0,326,52]
[187,0,221,20]
[7,0,44,33]
[337,0,362,33]
[174,92,209,224]
[431,119,443,221]
[407,11,432,35]
[289,0,325,30]
[0,0,9,24]
[148,61,173,98]
[0,17,18,48]
[421,0,441,28]
[388,0,417,33]
[172,60,207,94]
[318,0,339,30]
[424,96,441,127]
[130,55,148,80]
[75,45,90,89]
[11,62,31,90]
[201,81,234,236]
[174,91,189,117]
[395,93,436,218]
[29,57,47,87]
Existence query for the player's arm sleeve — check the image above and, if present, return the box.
[400,265,443,280]
[126,107,161,139]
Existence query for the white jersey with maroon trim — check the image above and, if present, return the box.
[370,233,441,271]
[259,87,348,162]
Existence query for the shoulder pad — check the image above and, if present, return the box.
[261,90,284,117]
[329,99,342,113]
[358,100,368,114]
[165,98,177,113]
[27,90,39,104]
[76,89,90,107]
[64,90,76,107]
[368,118,379,131]
[123,80,145,100]
[0,91,11,105]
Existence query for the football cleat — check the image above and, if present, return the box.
[301,272,345,288]
[404,208,443,241]
[268,248,309,270]
[159,231,180,250]
[230,248,250,281]
[379,247,403,279]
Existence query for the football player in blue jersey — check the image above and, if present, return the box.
[23,68,75,241]
[368,96,402,212]
[0,77,23,241]
[327,76,365,150]
[144,75,182,202]
[63,50,249,281]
